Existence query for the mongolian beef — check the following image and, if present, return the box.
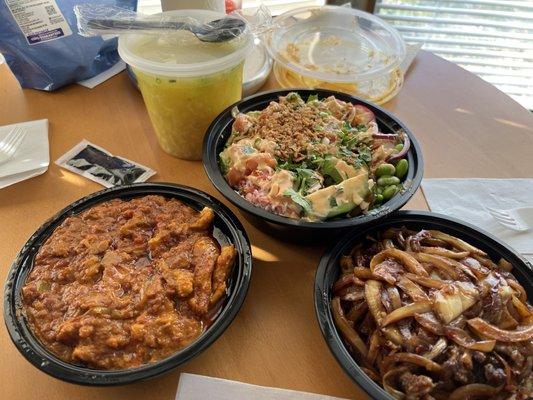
[21,195,236,370]
[219,92,410,221]
[331,228,533,399]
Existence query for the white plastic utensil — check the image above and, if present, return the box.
[0,126,27,165]
[486,206,533,232]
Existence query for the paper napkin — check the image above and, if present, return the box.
[0,119,49,189]
[176,373,348,400]
[422,178,533,264]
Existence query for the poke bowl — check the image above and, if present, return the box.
[203,89,424,240]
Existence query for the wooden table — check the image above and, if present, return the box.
[1,50,532,400]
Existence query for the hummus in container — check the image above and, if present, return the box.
[119,10,252,160]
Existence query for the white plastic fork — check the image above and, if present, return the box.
[0,126,27,165]
[486,206,533,232]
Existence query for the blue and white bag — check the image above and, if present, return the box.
[0,0,137,91]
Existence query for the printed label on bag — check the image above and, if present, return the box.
[4,0,72,45]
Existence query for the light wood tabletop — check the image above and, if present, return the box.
[1,50,532,400]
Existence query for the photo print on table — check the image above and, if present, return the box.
[56,140,155,187]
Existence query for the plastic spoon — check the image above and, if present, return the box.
[86,17,246,43]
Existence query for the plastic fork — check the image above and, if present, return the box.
[0,126,27,165]
[486,206,533,232]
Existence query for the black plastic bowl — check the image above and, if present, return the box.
[203,89,424,240]
[314,210,533,400]
[3,183,252,386]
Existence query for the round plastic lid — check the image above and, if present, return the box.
[266,6,406,83]
[118,10,253,77]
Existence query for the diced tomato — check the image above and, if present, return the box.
[244,153,276,175]
[233,114,251,133]
[226,168,244,186]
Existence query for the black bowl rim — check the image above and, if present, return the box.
[203,88,424,229]
[3,183,253,386]
[314,210,533,400]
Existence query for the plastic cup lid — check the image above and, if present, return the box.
[266,6,406,83]
[118,10,253,77]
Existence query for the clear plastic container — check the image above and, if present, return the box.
[265,6,406,104]
[118,10,252,160]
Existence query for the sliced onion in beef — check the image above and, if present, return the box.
[467,317,533,342]
[420,246,470,260]
[381,301,433,327]
[498,258,513,272]
[396,276,429,301]
[382,352,443,374]
[428,231,487,256]
[423,337,448,360]
[498,306,519,330]
[433,282,479,324]
[332,275,354,294]
[371,249,428,277]
[353,267,380,281]
[382,326,405,347]
[415,312,444,336]
[367,330,381,365]
[448,315,467,329]
[512,295,532,319]
[472,254,498,270]
[507,279,527,303]
[421,237,449,248]
[448,383,501,400]
[414,253,460,280]
[382,367,409,400]
[365,280,387,323]
[387,286,403,310]
[404,273,446,289]
[447,258,479,281]
[461,257,490,280]
[443,326,496,352]
[331,297,368,357]
[345,301,368,322]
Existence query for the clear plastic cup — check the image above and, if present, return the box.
[118,10,252,160]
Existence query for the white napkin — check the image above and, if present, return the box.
[0,119,49,189]
[176,373,348,400]
[422,178,533,264]
[77,60,126,89]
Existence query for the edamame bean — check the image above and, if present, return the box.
[382,185,398,200]
[376,186,383,195]
[395,143,404,152]
[395,159,409,179]
[375,194,384,203]
[375,163,396,177]
[377,175,400,187]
